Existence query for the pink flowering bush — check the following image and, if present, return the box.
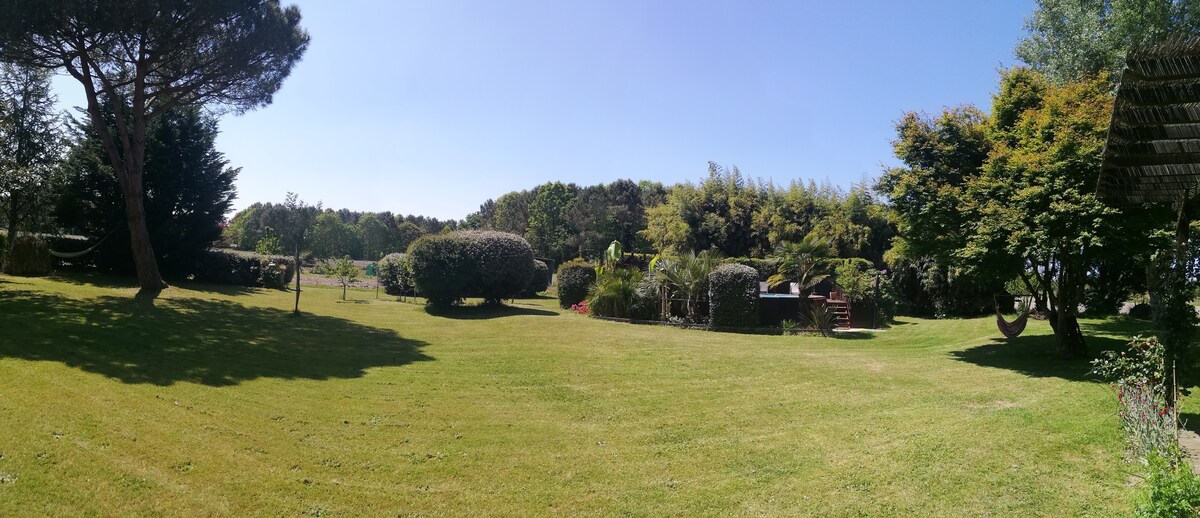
[570,300,589,315]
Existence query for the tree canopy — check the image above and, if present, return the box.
[1016,0,1200,83]
[0,0,309,291]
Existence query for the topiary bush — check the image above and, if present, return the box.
[407,230,535,306]
[469,231,535,304]
[708,263,759,328]
[3,235,52,276]
[378,253,417,296]
[522,259,551,297]
[408,233,474,306]
[556,259,596,309]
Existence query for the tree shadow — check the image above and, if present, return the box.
[424,304,560,320]
[949,327,1129,382]
[1181,413,1200,434]
[49,270,274,297]
[829,331,877,340]
[1079,317,1154,337]
[0,289,431,387]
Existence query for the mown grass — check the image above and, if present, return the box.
[0,273,1160,515]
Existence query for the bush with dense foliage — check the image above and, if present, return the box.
[555,259,596,308]
[408,233,474,306]
[470,231,536,304]
[407,231,535,306]
[192,250,294,288]
[523,259,551,297]
[708,263,759,328]
[378,253,416,296]
[3,235,51,276]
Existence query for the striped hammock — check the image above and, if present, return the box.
[995,304,1030,339]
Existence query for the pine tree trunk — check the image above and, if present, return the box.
[119,172,166,292]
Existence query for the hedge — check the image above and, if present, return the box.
[522,259,551,297]
[556,259,596,308]
[726,257,777,282]
[192,249,294,288]
[407,230,535,306]
[379,253,417,296]
[709,263,759,328]
[3,235,52,276]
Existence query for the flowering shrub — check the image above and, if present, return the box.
[1091,336,1177,461]
[1117,382,1179,460]
[570,300,589,315]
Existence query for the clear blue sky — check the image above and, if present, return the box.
[54,0,1035,221]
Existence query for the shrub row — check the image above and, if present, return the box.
[192,249,295,288]
[556,259,596,308]
[709,263,759,328]
[408,231,535,306]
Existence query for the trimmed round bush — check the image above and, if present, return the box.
[379,253,417,296]
[468,231,535,304]
[407,231,535,306]
[522,259,551,297]
[556,259,596,308]
[408,233,474,306]
[709,263,760,328]
[3,235,52,276]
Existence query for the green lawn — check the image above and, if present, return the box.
[0,273,1159,515]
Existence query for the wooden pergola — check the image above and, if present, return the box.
[1099,36,1200,250]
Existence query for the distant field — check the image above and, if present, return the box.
[0,273,1156,515]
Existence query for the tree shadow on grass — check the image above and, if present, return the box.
[424,304,559,320]
[1078,317,1154,338]
[0,289,431,386]
[949,324,1132,382]
[50,271,262,296]
[829,331,876,340]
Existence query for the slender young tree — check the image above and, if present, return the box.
[0,1,309,292]
[278,193,318,314]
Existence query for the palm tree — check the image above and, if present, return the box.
[653,249,723,320]
[768,236,836,295]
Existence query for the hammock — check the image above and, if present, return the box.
[995,303,1031,339]
[48,232,113,259]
